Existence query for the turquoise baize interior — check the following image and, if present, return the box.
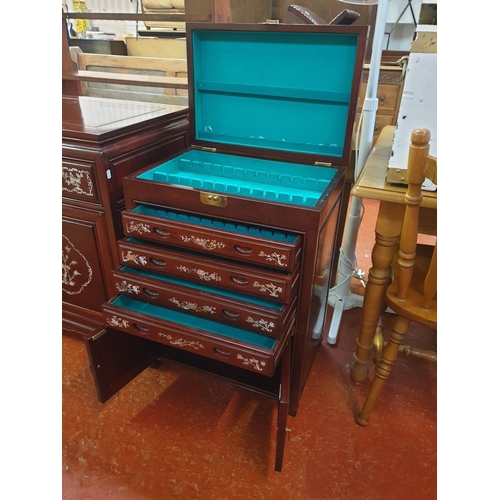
[138,150,336,207]
[191,29,360,157]
[132,205,298,243]
[119,265,283,311]
[138,29,361,207]
[112,294,277,349]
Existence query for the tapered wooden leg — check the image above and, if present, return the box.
[357,315,410,425]
[275,339,291,472]
[350,202,405,383]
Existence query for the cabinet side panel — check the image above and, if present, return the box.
[291,197,342,414]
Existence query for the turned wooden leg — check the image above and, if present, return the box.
[372,319,384,367]
[357,315,410,425]
[275,339,291,472]
[350,202,405,383]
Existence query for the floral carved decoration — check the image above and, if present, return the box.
[121,250,148,266]
[258,251,287,267]
[158,333,205,350]
[246,317,275,333]
[126,221,151,235]
[115,280,140,294]
[62,167,94,197]
[106,315,130,329]
[252,281,283,298]
[236,354,266,372]
[169,298,216,315]
[62,235,93,295]
[180,235,226,251]
[176,265,222,282]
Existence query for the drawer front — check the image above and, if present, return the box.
[121,207,302,271]
[118,239,298,303]
[112,267,296,339]
[358,83,400,113]
[354,112,394,142]
[62,159,99,203]
[102,296,292,376]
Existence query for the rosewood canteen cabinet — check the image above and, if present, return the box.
[81,23,367,470]
[62,96,189,337]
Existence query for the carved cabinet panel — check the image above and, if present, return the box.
[62,95,189,335]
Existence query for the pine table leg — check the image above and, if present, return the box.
[350,201,405,382]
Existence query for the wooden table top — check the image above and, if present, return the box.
[62,95,187,138]
[351,126,437,210]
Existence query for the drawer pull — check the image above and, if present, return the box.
[213,347,232,358]
[150,257,166,267]
[378,93,386,104]
[133,323,150,334]
[230,276,249,287]
[142,288,159,298]
[222,309,240,320]
[234,245,253,255]
[153,227,170,238]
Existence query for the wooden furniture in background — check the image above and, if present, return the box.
[357,128,437,425]
[69,38,127,55]
[62,95,189,338]
[281,0,376,51]
[353,54,407,147]
[287,4,360,25]
[349,126,437,383]
[72,51,188,105]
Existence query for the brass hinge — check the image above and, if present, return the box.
[201,147,217,152]
[314,161,332,167]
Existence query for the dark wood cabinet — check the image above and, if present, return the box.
[74,23,367,470]
[62,95,189,336]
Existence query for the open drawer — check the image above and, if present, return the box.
[102,295,293,377]
[118,238,300,303]
[121,205,303,271]
[112,266,296,339]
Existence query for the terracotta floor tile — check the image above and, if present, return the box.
[62,197,437,499]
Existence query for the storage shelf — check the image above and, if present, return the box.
[197,80,350,104]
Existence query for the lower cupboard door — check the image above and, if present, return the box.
[102,295,292,377]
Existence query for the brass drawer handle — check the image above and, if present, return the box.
[234,244,253,255]
[213,347,232,358]
[133,323,150,334]
[153,227,170,238]
[222,309,240,320]
[142,288,159,298]
[150,257,166,267]
[230,276,249,286]
[378,93,386,103]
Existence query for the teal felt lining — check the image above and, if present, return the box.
[191,29,360,157]
[119,265,283,310]
[131,204,298,243]
[137,150,336,207]
[111,295,277,349]
[196,80,350,104]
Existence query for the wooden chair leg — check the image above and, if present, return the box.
[275,338,291,472]
[357,315,411,426]
[373,318,385,367]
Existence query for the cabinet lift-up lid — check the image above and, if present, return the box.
[186,23,368,167]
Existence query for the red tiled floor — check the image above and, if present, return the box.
[62,197,437,499]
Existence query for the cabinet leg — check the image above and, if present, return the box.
[275,339,291,472]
